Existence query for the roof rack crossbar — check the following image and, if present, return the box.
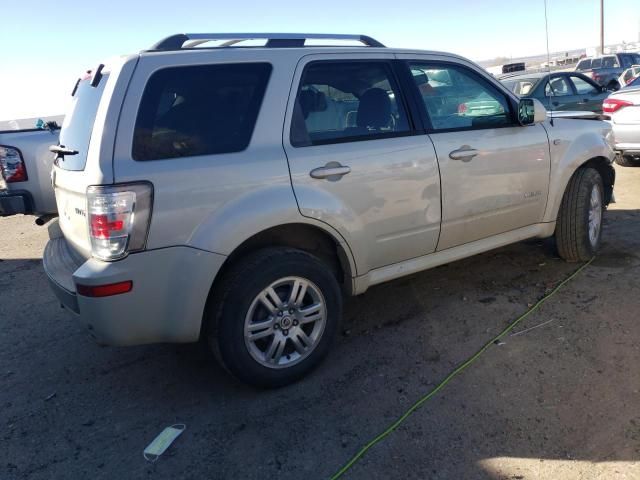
[149,33,385,51]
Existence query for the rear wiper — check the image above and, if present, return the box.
[50,145,79,156]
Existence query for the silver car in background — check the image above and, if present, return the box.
[604,85,640,167]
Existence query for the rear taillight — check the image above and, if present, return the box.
[0,145,28,183]
[86,183,153,261]
[602,98,633,114]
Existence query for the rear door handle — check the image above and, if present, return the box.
[310,163,351,180]
[449,146,479,161]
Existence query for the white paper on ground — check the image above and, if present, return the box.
[143,424,186,462]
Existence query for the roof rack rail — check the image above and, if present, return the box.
[148,33,385,51]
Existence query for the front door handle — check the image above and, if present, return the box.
[449,146,479,162]
[310,162,351,180]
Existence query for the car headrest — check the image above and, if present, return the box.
[357,88,391,129]
[299,90,328,119]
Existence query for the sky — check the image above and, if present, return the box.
[1,0,638,121]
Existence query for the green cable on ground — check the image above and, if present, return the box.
[330,257,595,480]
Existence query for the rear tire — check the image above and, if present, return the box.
[206,247,342,388]
[607,80,620,91]
[615,154,640,167]
[554,167,604,262]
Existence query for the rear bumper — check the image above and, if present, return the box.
[611,123,640,155]
[0,190,33,216]
[43,228,226,346]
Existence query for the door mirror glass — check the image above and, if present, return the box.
[518,98,536,124]
[518,98,546,125]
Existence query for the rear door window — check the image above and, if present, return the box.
[133,63,271,161]
[57,73,109,171]
[591,58,603,69]
[289,61,410,147]
[602,56,619,68]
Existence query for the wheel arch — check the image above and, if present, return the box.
[200,222,355,340]
[227,223,354,285]
[544,155,615,224]
[583,156,615,205]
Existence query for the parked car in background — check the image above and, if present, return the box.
[622,75,640,89]
[0,118,61,217]
[501,72,609,114]
[618,65,640,87]
[44,33,615,388]
[575,53,640,90]
[603,86,640,167]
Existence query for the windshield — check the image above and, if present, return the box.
[502,77,540,96]
[57,74,109,171]
[620,53,640,68]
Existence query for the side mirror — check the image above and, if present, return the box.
[518,98,547,125]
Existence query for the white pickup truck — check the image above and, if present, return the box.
[0,117,61,218]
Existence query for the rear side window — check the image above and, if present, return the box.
[591,58,602,69]
[576,59,591,71]
[133,63,271,161]
[58,74,109,171]
[505,79,537,95]
[290,61,410,147]
[602,56,618,68]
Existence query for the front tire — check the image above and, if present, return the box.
[207,248,342,388]
[555,167,604,262]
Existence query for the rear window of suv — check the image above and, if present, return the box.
[57,73,109,171]
[133,63,271,161]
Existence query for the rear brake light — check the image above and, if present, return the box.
[602,98,633,114]
[77,281,133,297]
[86,183,153,261]
[0,145,28,183]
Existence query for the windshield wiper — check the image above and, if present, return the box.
[50,145,79,164]
[50,145,78,156]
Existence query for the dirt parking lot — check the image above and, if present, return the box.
[1,165,639,480]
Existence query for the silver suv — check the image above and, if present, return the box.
[45,33,616,387]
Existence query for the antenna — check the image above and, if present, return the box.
[543,0,554,125]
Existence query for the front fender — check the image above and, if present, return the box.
[543,119,615,223]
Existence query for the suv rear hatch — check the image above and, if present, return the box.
[52,57,137,257]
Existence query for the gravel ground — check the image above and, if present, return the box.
[1,165,639,480]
